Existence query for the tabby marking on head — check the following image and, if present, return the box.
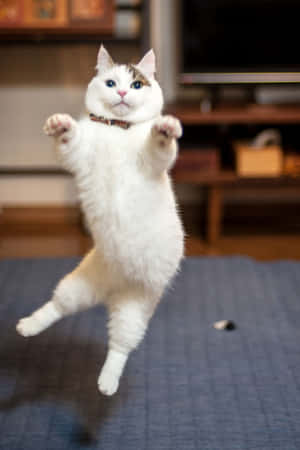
[127,64,151,87]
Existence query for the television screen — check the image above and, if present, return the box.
[181,0,300,82]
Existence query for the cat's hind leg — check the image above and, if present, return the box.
[17,300,62,337]
[98,293,156,396]
[17,249,106,337]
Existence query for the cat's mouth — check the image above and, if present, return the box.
[113,100,131,116]
[114,100,130,108]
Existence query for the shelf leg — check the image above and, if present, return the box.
[207,186,223,245]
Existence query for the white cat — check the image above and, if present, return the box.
[16,46,184,396]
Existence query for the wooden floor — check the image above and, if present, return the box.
[1,206,300,261]
[2,228,300,261]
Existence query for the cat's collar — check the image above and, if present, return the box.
[89,113,131,130]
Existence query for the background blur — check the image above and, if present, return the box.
[1,0,300,260]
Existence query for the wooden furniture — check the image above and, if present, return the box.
[167,102,300,125]
[168,102,300,244]
[0,0,114,37]
[174,170,300,244]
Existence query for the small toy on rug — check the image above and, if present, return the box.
[213,320,236,331]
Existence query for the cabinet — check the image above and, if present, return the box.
[0,0,114,38]
[167,102,300,244]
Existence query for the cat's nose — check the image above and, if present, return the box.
[118,90,127,98]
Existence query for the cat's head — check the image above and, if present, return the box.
[85,45,163,123]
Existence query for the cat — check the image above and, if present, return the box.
[16,45,184,396]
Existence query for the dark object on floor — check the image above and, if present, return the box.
[0,256,300,449]
[213,319,236,330]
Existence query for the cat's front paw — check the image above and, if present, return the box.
[98,369,119,396]
[43,114,76,139]
[152,115,183,141]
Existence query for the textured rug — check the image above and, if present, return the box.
[0,256,300,449]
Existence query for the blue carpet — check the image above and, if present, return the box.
[0,256,300,449]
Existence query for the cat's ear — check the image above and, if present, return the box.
[136,49,156,79]
[96,45,114,72]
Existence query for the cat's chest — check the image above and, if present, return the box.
[88,121,151,176]
[82,121,151,198]
[94,129,139,178]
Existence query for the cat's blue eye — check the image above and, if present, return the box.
[131,80,143,89]
[106,79,116,88]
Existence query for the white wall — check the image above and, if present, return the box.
[0,175,78,205]
[0,85,85,168]
[0,84,85,205]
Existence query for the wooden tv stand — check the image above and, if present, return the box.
[167,102,300,125]
[167,102,300,244]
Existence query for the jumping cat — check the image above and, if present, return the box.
[16,46,184,396]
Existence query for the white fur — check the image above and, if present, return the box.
[16,47,184,396]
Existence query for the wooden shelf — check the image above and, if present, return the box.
[173,169,300,245]
[0,0,116,41]
[0,26,116,42]
[167,102,300,244]
[173,169,300,186]
[167,102,300,125]
[173,170,236,184]
[0,167,69,176]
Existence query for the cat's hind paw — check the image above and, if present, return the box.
[98,369,119,396]
[152,115,182,140]
[43,114,75,138]
[16,317,43,337]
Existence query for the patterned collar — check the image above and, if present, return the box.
[89,113,131,130]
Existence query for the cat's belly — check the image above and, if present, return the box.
[78,169,184,292]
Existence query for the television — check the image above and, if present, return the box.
[180,0,300,85]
